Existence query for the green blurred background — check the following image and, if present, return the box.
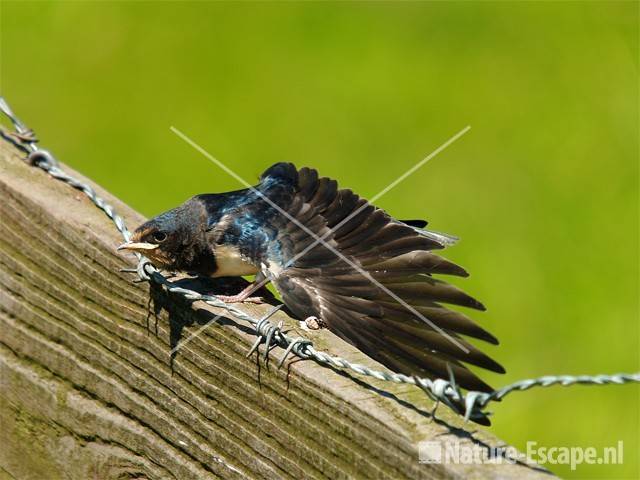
[1,1,637,478]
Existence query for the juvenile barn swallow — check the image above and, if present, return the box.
[119,163,504,391]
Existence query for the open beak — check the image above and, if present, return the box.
[117,242,160,252]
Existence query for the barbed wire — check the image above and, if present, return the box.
[1,96,638,425]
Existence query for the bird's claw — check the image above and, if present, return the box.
[10,129,38,144]
[217,294,265,304]
[242,296,265,304]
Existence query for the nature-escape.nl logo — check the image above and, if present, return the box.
[418,440,624,471]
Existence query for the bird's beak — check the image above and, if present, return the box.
[117,242,160,252]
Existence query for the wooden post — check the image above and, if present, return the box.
[0,139,552,479]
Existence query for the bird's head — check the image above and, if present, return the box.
[117,199,211,272]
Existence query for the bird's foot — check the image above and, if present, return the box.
[217,294,265,304]
[9,129,38,144]
[214,279,267,304]
[300,316,326,331]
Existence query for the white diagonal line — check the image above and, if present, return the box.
[369,126,470,203]
[172,126,470,352]
[171,126,470,353]
[170,317,220,355]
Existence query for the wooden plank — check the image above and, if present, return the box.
[0,139,552,479]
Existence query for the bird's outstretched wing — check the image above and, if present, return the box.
[257,162,504,392]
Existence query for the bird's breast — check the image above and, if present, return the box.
[211,244,260,277]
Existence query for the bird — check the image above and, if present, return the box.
[118,162,504,393]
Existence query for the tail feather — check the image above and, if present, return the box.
[372,316,504,373]
[372,338,496,393]
[377,278,486,310]
[363,250,469,276]
[379,301,499,345]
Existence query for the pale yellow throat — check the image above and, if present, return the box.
[212,244,260,278]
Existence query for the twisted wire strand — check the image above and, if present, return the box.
[1,96,637,424]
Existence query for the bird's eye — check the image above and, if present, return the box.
[153,231,167,243]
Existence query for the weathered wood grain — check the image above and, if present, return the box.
[0,139,552,479]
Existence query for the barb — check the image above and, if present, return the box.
[1,96,638,425]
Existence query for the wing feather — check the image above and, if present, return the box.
[258,162,503,397]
